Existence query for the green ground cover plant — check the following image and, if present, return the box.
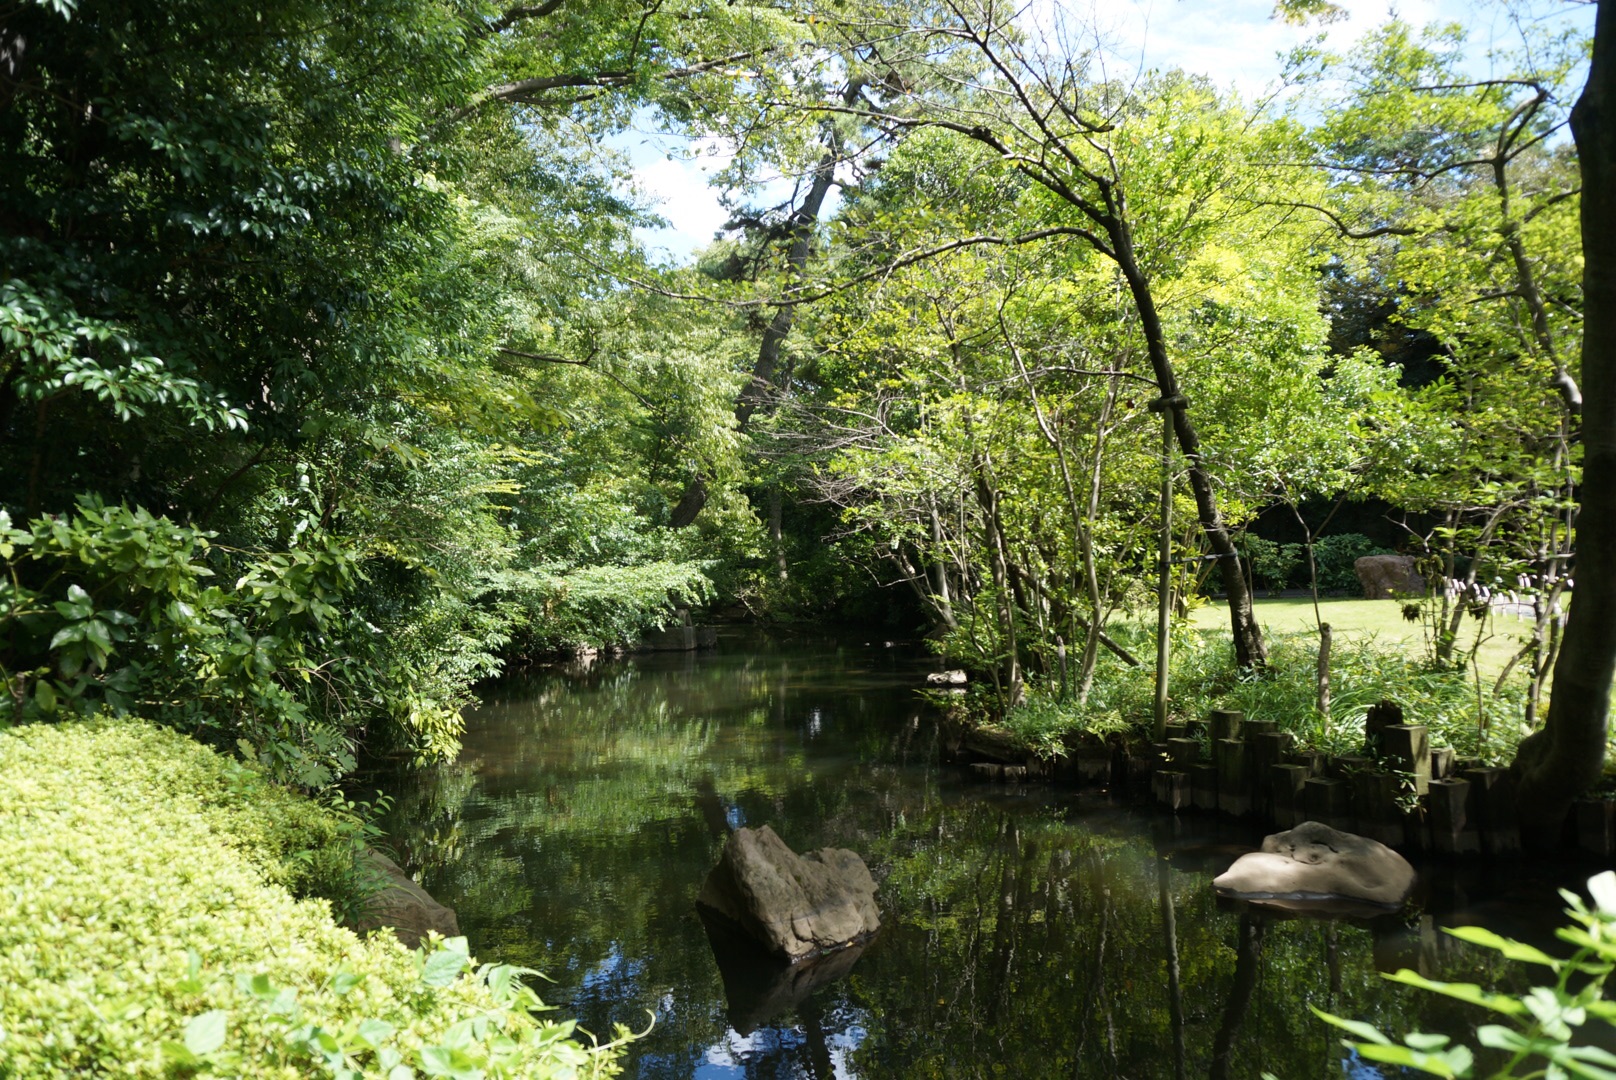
[0,720,629,1079]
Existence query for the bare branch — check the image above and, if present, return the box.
[496,346,591,365]
[1249,199,1417,239]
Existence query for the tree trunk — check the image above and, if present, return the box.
[1077,381,1118,703]
[670,84,860,529]
[974,455,1024,707]
[1513,0,1616,843]
[1114,232,1268,668]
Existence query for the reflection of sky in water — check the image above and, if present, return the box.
[689,1013,869,1079]
[575,944,644,997]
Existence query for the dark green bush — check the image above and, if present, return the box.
[0,499,490,786]
[1312,533,1396,593]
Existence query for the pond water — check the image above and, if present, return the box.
[374,632,1595,1079]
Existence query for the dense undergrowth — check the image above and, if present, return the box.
[996,626,1537,764]
[0,720,628,1079]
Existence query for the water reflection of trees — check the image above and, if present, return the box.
[852,805,1529,1079]
[374,645,1542,1079]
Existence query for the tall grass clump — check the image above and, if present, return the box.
[1001,625,1530,762]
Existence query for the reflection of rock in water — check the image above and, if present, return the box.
[699,907,870,1035]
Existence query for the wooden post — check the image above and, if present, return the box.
[1382,725,1432,797]
[1463,767,1521,855]
[1167,738,1200,769]
[1429,778,1481,855]
[1316,622,1332,719]
[1250,731,1292,810]
[1209,709,1244,741]
[1305,777,1354,832]
[1191,763,1219,811]
[1216,738,1250,817]
[1271,764,1311,828]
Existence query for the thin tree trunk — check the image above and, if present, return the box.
[974,455,1024,707]
[1158,858,1188,1080]
[768,485,788,582]
[1317,623,1333,721]
[1514,0,1616,844]
[1210,915,1266,1080]
[1154,402,1174,739]
[1077,381,1118,702]
[1114,233,1267,668]
[928,494,958,630]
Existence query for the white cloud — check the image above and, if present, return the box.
[635,156,730,242]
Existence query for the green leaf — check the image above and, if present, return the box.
[183,1009,228,1056]
[1445,925,1560,967]
[421,946,469,988]
[357,1018,394,1048]
[418,1044,483,1079]
[160,1040,199,1066]
[1354,1042,1461,1077]
[1405,1032,1453,1051]
[1311,1006,1392,1044]
[1383,969,1529,1016]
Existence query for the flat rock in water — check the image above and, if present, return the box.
[1213,821,1415,908]
[697,825,880,963]
[353,850,460,950]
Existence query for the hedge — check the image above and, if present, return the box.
[0,720,629,1078]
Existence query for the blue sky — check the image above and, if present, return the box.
[618,0,1594,264]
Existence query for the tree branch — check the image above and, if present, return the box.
[1250,199,1417,239]
[481,0,566,37]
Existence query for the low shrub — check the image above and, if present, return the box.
[1001,688,1131,758]
[0,720,629,1078]
[0,498,503,787]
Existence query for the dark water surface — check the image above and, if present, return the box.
[375,633,1592,1079]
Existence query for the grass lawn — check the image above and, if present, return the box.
[1188,596,1538,686]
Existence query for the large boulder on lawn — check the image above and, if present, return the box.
[353,850,460,950]
[697,825,880,962]
[1354,554,1425,600]
[1212,821,1415,908]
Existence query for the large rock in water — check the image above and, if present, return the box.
[352,850,460,950]
[1213,822,1415,908]
[1355,554,1425,600]
[697,825,880,962]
